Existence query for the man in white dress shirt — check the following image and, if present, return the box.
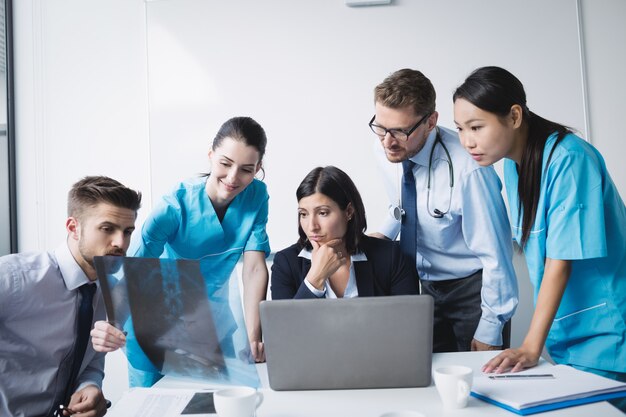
[369,69,518,352]
[0,176,141,417]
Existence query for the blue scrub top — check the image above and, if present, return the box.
[504,133,626,372]
[132,176,270,276]
[125,176,271,377]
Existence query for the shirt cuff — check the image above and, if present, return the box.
[304,279,326,298]
[75,381,101,393]
[473,316,504,347]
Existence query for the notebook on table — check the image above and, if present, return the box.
[259,295,434,391]
[471,364,626,415]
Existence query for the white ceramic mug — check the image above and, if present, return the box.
[433,365,473,409]
[214,386,264,417]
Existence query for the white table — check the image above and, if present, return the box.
[139,351,623,416]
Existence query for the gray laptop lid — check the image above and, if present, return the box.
[260,295,433,391]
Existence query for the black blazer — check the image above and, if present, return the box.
[271,235,419,299]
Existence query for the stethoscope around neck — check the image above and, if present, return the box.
[391,127,455,221]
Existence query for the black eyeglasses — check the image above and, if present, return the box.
[369,112,432,141]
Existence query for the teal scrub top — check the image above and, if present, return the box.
[132,176,270,274]
[504,133,626,372]
[124,176,271,378]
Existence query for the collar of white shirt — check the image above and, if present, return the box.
[297,248,367,262]
[55,240,98,291]
[410,127,438,168]
[298,248,367,298]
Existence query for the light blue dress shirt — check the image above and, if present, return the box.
[125,176,271,386]
[0,242,105,417]
[504,133,626,372]
[376,126,518,346]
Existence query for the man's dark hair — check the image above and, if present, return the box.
[68,176,142,219]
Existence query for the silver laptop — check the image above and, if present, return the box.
[260,295,434,390]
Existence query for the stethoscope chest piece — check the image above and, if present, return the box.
[390,205,405,221]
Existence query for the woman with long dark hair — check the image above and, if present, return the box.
[271,166,418,299]
[453,66,626,395]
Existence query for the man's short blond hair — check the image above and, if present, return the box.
[374,68,436,116]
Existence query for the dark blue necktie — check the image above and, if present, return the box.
[400,160,417,269]
[62,283,97,405]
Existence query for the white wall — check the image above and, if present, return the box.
[12,0,626,406]
[145,0,587,253]
[581,0,626,194]
[13,0,152,252]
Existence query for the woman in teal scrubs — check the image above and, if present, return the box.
[452,67,626,400]
[93,117,271,387]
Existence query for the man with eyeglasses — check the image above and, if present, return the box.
[369,68,518,353]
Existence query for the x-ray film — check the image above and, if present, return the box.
[94,256,260,387]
